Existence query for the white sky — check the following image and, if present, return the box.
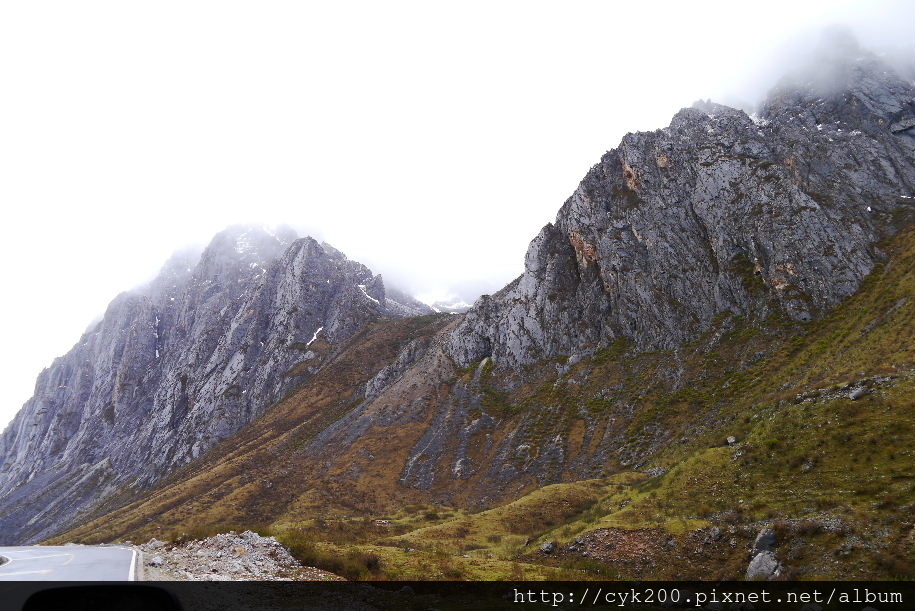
[1,0,912,428]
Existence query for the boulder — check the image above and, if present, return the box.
[746,551,783,580]
[751,528,777,555]
[146,538,166,550]
[849,386,869,400]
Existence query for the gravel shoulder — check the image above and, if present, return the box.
[137,531,343,581]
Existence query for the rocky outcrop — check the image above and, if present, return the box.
[746,527,783,579]
[746,551,784,580]
[448,43,915,368]
[363,336,434,400]
[0,225,420,544]
[751,528,778,556]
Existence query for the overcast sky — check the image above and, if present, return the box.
[1,0,912,428]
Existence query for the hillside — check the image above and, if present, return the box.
[54,223,915,579]
[48,42,915,580]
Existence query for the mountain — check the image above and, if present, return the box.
[0,225,431,544]
[448,41,915,368]
[6,38,915,579]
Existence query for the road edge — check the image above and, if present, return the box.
[125,547,141,581]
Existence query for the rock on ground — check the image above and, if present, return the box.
[746,550,784,580]
[751,528,777,556]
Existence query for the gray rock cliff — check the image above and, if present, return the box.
[448,44,915,368]
[0,225,420,543]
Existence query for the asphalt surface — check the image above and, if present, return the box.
[0,545,137,581]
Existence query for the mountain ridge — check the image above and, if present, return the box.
[447,45,915,370]
[53,223,915,579]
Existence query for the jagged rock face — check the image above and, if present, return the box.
[448,51,915,368]
[0,225,419,544]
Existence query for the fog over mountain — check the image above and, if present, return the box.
[1,0,913,427]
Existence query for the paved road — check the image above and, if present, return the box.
[0,545,137,581]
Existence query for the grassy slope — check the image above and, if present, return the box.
[51,227,915,580]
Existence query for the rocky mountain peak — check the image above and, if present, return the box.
[0,227,427,543]
[761,31,915,132]
[448,46,915,369]
[190,224,296,284]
